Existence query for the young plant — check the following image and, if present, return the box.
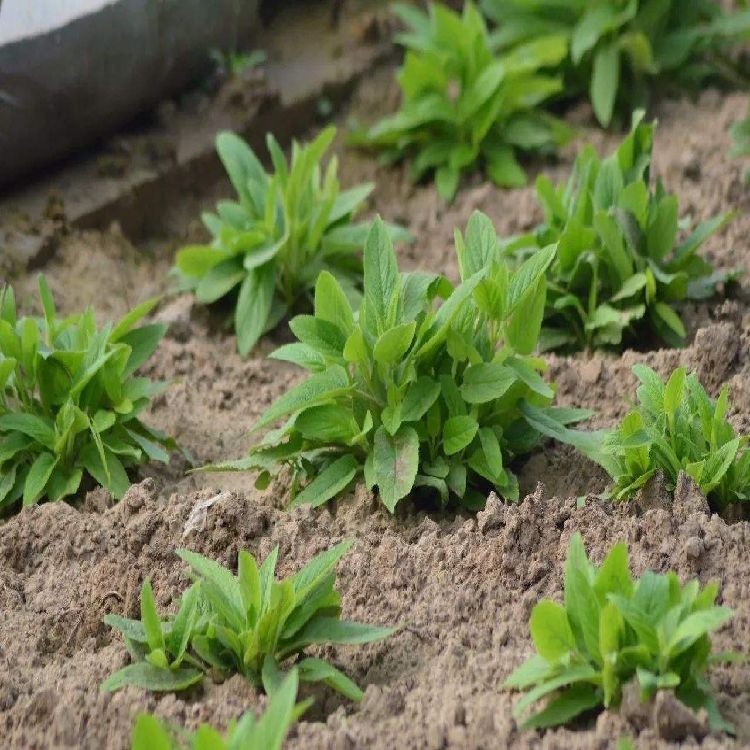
[0,276,172,512]
[353,2,571,201]
[505,533,736,732]
[174,127,408,355]
[211,212,596,511]
[508,112,734,352]
[130,667,304,750]
[604,364,750,512]
[481,0,750,127]
[102,541,394,700]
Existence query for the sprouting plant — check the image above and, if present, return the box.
[130,667,305,750]
[0,276,173,512]
[730,102,750,183]
[604,364,750,512]
[174,127,408,355]
[352,2,571,202]
[505,532,737,732]
[507,112,735,352]
[102,541,394,700]
[481,0,750,127]
[207,212,599,512]
[129,671,305,750]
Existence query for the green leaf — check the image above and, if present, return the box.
[130,715,172,750]
[530,600,576,662]
[100,662,203,692]
[236,264,276,356]
[290,455,359,508]
[251,667,301,749]
[443,415,479,456]
[314,271,355,335]
[297,657,364,702]
[507,245,556,315]
[253,366,350,431]
[22,452,58,506]
[522,683,601,730]
[176,548,244,626]
[591,41,620,127]
[120,324,167,378]
[0,414,56,450]
[564,533,601,664]
[401,377,441,422]
[363,218,399,335]
[373,425,419,512]
[195,258,246,304]
[373,322,416,365]
[460,363,516,404]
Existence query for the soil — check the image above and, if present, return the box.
[3,20,750,750]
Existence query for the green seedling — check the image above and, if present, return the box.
[604,364,750,511]
[505,533,737,732]
[174,127,408,355]
[0,276,173,512]
[209,212,600,511]
[482,0,750,127]
[508,112,735,352]
[353,2,571,201]
[103,542,394,700]
[130,667,305,750]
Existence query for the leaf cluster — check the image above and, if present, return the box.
[216,212,594,512]
[509,112,733,352]
[130,667,303,750]
[102,541,394,700]
[174,127,407,355]
[505,533,736,732]
[355,2,571,201]
[0,276,172,512]
[481,0,750,127]
[604,364,750,511]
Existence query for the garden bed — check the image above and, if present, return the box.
[2,4,750,749]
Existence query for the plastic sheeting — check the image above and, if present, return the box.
[0,0,258,186]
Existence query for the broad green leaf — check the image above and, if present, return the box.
[100,662,203,692]
[460,363,516,404]
[373,425,419,512]
[373,322,416,365]
[22,452,58,506]
[236,264,276,356]
[530,600,575,661]
[297,657,364,702]
[591,42,620,127]
[290,455,359,508]
[522,683,601,730]
[252,366,350,431]
[443,415,479,456]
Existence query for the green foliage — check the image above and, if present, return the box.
[212,212,598,512]
[174,127,408,355]
[604,364,750,511]
[505,532,736,733]
[102,542,394,700]
[508,112,734,352]
[0,276,172,512]
[210,49,266,78]
[130,668,303,750]
[482,0,750,127]
[355,2,571,202]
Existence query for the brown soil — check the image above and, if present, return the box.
[3,42,750,750]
